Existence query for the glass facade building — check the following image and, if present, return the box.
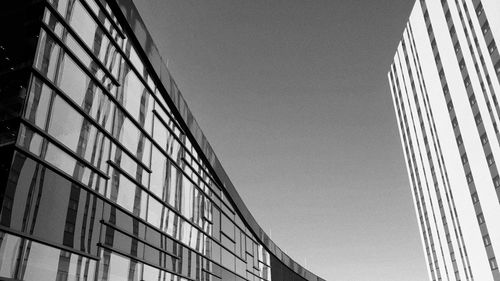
[388,0,500,280]
[0,1,326,281]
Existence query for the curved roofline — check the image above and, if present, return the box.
[108,1,325,280]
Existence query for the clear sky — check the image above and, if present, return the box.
[132,0,426,280]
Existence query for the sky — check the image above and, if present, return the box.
[132,0,425,280]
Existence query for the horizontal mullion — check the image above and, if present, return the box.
[0,223,100,261]
[106,160,149,190]
[77,0,162,111]
[181,157,225,204]
[147,137,232,226]
[152,109,185,146]
[20,119,109,180]
[43,2,120,85]
[144,121,224,213]
[97,243,196,281]
[202,217,213,225]
[106,159,215,242]
[13,146,192,251]
[14,146,208,262]
[151,99,185,135]
[31,68,152,174]
[76,0,124,54]
[152,113,231,213]
[38,25,119,102]
[220,231,235,244]
[201,268,222,279]
[246,269,262,279]
[84,0,125,38]
[17,146,252,280]
[100,219,180,259]
[180,149,230,206]
[108,152,248,267]
[37,23,149,143]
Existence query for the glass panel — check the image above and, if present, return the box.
[98,249,141,281]
[168,162,180,209]
[47,96,109,171]
[21,240,97,281]
[142,264,160,281]
[43,10,116,90]
[147,196,163,229]
[221,214,234,240]
[235,258,246,278]
[0,233,21,278]
[221,235,234,253]
[150,147,167,199]
[108,167,147,219]
[221,247,235,272]
[212,207,221,241]
[114,111,150,167]
[119,65,153,130]
[24,77,52,129]
[48,96,82,147]
[110,144,149,187]
[67,1,121,77]
[34,30,60,81]
[181,176,194,220]
[211,241,221,264]
[0,155,101,254]
[18,125,44,156]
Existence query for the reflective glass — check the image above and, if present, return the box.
[150,147,167,200]
[0,233,21,278]
[34,31,60,81]
[168,162,180,209]
[211,240,221,264]
[147,196,164,229]
[221,214,234,240]
[235,258,246,278]
[24,77,52,129]
[18,125,44,156]
[222,235,235,255]
[181,176,194,220]
[108,168,147,219]
[221,247,235,272]
[43,10,116,91]
[114,111,151,166]
[119,65,153,130]
[67,0,121,77]
[110,144,149,187]
[162,208,179,239]
[34,32,115,132]
[0,155,101,254]
[98,250,141,281]
[21,240,96,281]
[48,96,109,171]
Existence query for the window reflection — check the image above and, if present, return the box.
[0,231,96,281]
[108,167,147,220]
[0,233,21,278]
[24,77,52,129]
[114,110,150,167]
[0,153,101,255]
[99,249,141,281]
[24,1,288,280]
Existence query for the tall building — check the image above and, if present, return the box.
[388,0,500,280]
[0,1,325,281]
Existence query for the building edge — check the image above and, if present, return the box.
[107,0,326,280]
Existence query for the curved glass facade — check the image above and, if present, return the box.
[0,0,325,281]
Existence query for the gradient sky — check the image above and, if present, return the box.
[132,1,424,280]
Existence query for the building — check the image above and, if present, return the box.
[388,0,500,280]
[0,1,325,281]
